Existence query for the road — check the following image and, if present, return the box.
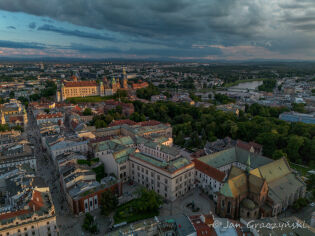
[26,110,112,235]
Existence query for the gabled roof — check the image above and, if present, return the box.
[193,159,226,182]
[253,157,291,183]
[64,81,97,87]
[228,166,244,179]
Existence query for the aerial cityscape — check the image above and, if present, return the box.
[0,1,315,236]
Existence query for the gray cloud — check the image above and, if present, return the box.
[37,24,117,41]
[6,26,16,29]
[0,0,315,59]
[0,40,45,49]
[29,22,36,29]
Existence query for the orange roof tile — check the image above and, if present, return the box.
[64,81,97,87]
[193,159,226,182]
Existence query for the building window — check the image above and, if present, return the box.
[227,201,231,214]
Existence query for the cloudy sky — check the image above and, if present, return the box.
[0,0,314,60]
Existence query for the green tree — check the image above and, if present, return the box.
[130,112,146,122]
[9,91,15,98]
[174,131,185,146]
[95,120,107,128]
[135,187,162,213]
[82,213,98,233]
[83,108,92,116]
[272,149,287,159]
[286,135,304,161]
[292,103,306,113]
[100,190,118,216]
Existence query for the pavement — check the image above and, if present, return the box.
[159,188,216,217]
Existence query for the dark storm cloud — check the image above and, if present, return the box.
[0,40,45,49]
[0,0,315,59]
[29,22,36,29]
[37,24,117,41]
[0,0,264,39]
[6,26,16,29]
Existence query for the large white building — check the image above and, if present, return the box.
[49,139,89,162]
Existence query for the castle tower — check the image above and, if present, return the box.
[116,77,121,90]
[99,81,105,97]
[0,112,6,125]
[61,83,65,101]
[111,77,117,93]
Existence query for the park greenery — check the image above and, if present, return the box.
[114,188,162,224]
[27,81,57,102]
[82,213,98,233]
[0,124,23,132]
[131,100,315,167]
[90,106,125,128]
[292,103,306,113]
[292,198,309,211]
[92,164,106,182]
[214,93,235,104]
[77,158,100,166]
[100,189,118,216]
[136,84,160,100]
[258,79,277,92]
[83,108,93,116]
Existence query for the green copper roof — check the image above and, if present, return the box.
[220,182,234,197]
[199,147,273,169]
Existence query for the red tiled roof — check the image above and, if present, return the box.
[64,81,97,87]
[72,105,82,112]
[193,159,226,182]
[138,120,160,126]
[109,119,136,127]
[132,82,149,89]
[191,149,206,158]
[36,112,63,120]
[9,116,24,123]
[0,209,31,221]
[189,215,216,236]
[71,120,79,129]
[29,190,45,211]
[236,140,262,153]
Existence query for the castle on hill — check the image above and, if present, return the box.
[56,67,129,101]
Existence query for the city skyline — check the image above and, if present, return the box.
[0,0,315,61]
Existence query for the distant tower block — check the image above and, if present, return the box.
[122,67,128,89]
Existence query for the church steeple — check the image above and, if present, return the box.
[246,154,251,174]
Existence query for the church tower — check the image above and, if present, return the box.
[111,77,117,93]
